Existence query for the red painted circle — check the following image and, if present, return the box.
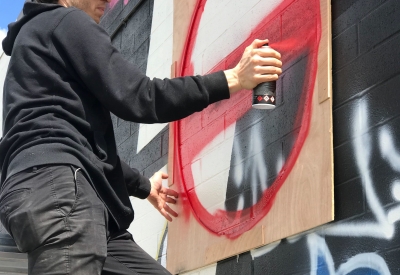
[172,0,322,239]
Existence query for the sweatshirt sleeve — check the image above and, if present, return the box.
[52,9,230,123]
[120,160,151,199]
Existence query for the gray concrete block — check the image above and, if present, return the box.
[332,0,386,37]
[115,119,131,146]
[359,0,400,54]
[118,134,138,164]
[333,33,400,106]
[130,131,163,171]
[142,154,168,178]
[332,24,358,71]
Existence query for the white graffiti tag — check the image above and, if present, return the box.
[324,99,400,238]
[251,99,400,274]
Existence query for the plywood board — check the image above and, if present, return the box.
[167,0,333,273]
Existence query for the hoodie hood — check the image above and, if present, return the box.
[2,2,62,56]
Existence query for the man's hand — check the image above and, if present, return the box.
[147,172,179,221]
[224,38,282,95]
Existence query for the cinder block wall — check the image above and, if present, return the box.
[96,0,400,273]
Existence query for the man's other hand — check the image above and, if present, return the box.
[148,171,179,221]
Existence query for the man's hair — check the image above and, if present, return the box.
[36,0,59,3]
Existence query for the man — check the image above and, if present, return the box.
[0,0,282,274]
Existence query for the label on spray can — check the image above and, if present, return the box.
[252,44,277,110]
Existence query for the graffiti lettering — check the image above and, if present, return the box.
[249,99,400,274]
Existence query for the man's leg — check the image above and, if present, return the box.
[102,230,171,275]
[0,165,108,274]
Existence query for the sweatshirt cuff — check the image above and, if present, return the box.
[121,160,152,199]
[133,176,152,199]
[202,71,230,104]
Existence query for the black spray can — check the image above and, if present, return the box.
[252,44,276,110]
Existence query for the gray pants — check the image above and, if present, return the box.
[0,165,170,275]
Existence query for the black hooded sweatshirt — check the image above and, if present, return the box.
[0,2,230,229]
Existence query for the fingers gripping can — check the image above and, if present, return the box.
[252,44,277,110]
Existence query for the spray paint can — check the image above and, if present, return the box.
[252,43,277,110]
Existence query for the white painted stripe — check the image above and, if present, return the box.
[136,123,168,153]
[192,124,236,214]
[192,0,284,74]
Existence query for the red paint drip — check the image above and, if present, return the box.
[172,0,322,239]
